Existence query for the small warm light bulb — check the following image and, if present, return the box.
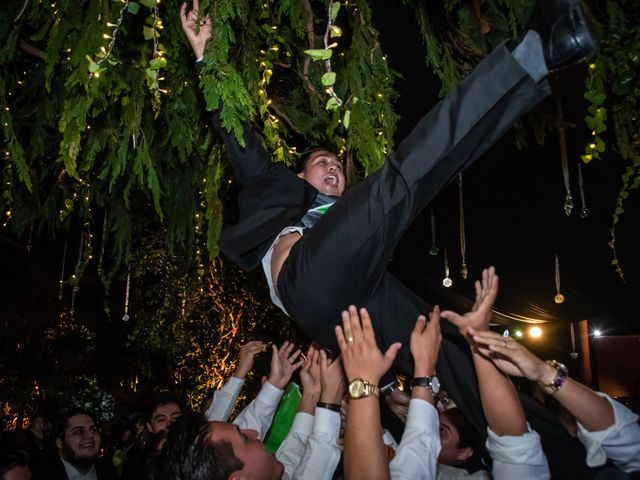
[593,329,602,337]
[529,326,542,338]
[514,330,523,338]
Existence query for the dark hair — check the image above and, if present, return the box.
[148,392,184,422]
[55,408,97,441]
[441,408,483,450]
[295,146,339,173]
[147,413,243,480]
[0,449,30,477]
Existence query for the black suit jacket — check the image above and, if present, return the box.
[36,456,119,480]
[216,116,318,271]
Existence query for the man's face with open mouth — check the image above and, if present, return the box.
[59,414,101,467]
[297,150,345,196]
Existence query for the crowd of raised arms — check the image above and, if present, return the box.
[2,268,639,480]
[3,0,639,478]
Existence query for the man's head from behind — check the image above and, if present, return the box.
[149,413,283,480]
[296,148,345,197]
[0,449,32,480]
[147,392,183,434]
[55,409,101,472]
[438,408,483,466]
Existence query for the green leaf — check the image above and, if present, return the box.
[304,49,332,61]
[584,90,606,105]
[343,110,350,129]
[127,2,140,14]
[139,0,155,8]
[143,26,156,41]
[145,68,157,80]
[321,72,336,86]
[149,57,167,70]
[326,97,340,111]
[86,55,100,73]
[330,2,341,22]
[330,25,342,38]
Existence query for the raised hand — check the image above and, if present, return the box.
[335,305,401,384]
[441,266,499,339]
[410,305,442,377]
[299,345,322,397]
[268,341,304,389]
[179,0,212,60]
[384,389,410,423]
[468,328,553,382]
[319,350,346,404]
[234,340,267,379]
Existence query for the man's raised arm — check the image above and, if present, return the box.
[180,0,272,184]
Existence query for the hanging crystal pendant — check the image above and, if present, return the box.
[578,162,590,219]
[554,254,565,304]
[579,205,590,219]
[122,272,131,322]
[443,248,452,288]
[563,193,574,216]
[429,209,439,256]
[460,262,468,280]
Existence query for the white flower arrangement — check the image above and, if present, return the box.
[69,377,115,422]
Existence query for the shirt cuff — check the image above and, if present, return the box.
[405,398,439,433]
[289,412,314,435]
[486,424,546,466]
[225,375,245,390]
[576,392,640,467]
[313,407,341,440]
[256,381,284,405]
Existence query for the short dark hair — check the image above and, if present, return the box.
[148,392,184,422]
[55,409,97,441]
[442,408,482,449]
[296,146,338,173]
[147,413,244,480]
[0,449,30,478]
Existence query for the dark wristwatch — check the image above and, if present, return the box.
[410,376,440,394]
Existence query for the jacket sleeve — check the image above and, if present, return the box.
[195,59,271,184]
[213,111,273,185]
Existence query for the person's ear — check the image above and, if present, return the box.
[296,171,305,180]
[456,446,473,464]
[146,422,153,433]
[55,437,62,451]
[228,472,248,480]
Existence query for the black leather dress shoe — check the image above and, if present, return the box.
[528,0,598,70]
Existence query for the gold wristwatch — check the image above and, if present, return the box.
[348,378,380,399]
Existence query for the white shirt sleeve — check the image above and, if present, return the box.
[486,424,550,480]
[390,399,440,480]
[204,376,244,422]
[292,407,342,480]
[576,392,640,473]
[276,412,314,480]
[232,381,284,440]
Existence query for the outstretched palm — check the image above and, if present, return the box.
[441,267,499,340]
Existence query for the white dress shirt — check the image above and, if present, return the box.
[576,392,640,473]
[276,407,342,480]
[204,375,245,422]
[61,458,97,480]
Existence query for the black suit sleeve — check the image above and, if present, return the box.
[195,60,272,185]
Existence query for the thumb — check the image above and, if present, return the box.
[383,342,402,363]
[440,310,463,326]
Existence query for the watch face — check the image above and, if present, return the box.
[431,376,441,394]
[349,379,366,398]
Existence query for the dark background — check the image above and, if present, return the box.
[1,1,638,392]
